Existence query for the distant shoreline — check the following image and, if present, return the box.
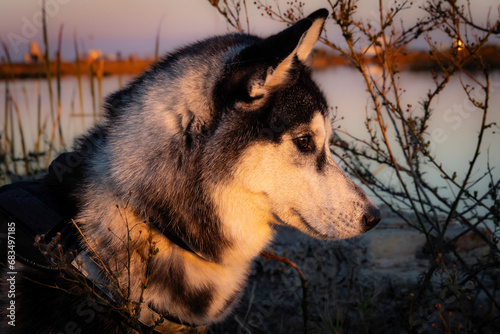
[311,45,500,71]
[1,46,499,79]
[0,59,152,80]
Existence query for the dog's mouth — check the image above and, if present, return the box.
[271,210,332,239]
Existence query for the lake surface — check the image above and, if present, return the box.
[314,67,500,210]
[2,67,499,213]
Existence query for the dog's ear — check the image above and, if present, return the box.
[226,8,328,107]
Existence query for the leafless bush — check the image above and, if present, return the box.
[36,196,164,334]
[209,1,500,333]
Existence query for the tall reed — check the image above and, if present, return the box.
[89,62,97,122]
[1,43,10,182]
[96,58,103,117]
[8,93,17,176]
[56,23,65,151]
[1,41,16,179]
[41,0,55,125]
[154,14,166,62]
[34,84,44,170]
[10,93,29,174]
[42,0,57,167]
[73,28,85,121]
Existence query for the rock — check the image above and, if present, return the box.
[361,228,427,264]
[455,227,491,252]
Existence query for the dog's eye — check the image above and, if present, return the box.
[294,136,313,152]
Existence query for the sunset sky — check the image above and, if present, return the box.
[1,0,499,62]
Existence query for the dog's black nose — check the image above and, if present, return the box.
[363,205,381,231]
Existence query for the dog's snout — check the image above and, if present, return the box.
[363,205,381,231]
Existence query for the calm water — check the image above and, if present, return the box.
[314,67,500,169]
[314,67,500,209]
[1,75,134,151]
[2,68,499,210]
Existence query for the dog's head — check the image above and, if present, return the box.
[104,9,379,252]
[205,9,380,241]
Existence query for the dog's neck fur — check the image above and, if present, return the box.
[76,157,275,327]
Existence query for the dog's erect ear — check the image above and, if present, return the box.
[293,8,330,63]
[229,8,328,104]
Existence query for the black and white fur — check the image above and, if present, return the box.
[0,9,380,333]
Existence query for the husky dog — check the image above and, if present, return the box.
[0,8,380,333]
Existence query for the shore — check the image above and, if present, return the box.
[1,46,500,79]
[0,59,152,79]
[312,45,500,70]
